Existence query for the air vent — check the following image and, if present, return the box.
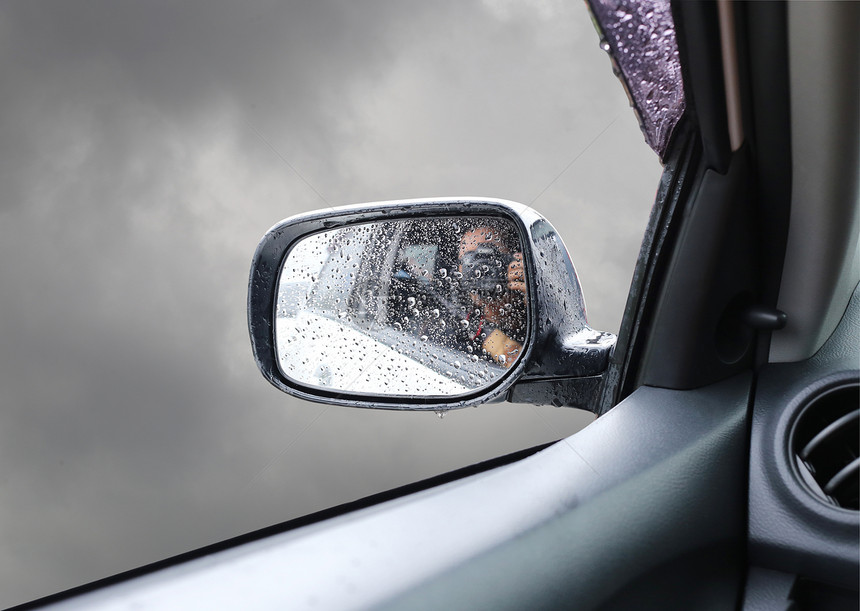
[792,382,859,510]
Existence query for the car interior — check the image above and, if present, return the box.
[21,1,858,610]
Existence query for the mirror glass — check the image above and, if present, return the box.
[275,217,528,397]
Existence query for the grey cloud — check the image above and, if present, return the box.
[0,0,659,605]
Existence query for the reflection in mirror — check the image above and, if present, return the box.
[276,217,528,397]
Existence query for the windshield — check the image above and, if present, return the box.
[0,1,662,605]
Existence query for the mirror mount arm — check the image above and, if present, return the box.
[510,329,615,412]
[522,328,616,379]
[508,376,604,412]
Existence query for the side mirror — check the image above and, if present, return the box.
[248,198,614,411]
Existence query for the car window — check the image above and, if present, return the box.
[0,1,662,605]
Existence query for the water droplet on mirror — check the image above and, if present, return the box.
[439,268,447,278]
[434,410,446,419]
[460,320,469,329]
[406,297,416,307]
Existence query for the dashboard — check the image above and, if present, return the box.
[746,283,860,609]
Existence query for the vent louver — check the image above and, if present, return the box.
[793,382,859,510]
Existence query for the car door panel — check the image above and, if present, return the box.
[40,375,750,610]
[379,375,750,610]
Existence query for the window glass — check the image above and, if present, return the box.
[0,1,662,605]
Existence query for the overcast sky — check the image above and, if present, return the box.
[0,1,661,605]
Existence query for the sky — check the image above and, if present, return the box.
[0,0,661,605]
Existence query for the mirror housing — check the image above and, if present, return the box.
[248,198,615,411]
